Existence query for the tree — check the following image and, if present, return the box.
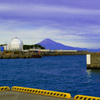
[23,44,45,50]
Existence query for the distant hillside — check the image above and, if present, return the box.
[38,38,100,52]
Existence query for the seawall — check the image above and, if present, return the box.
[87,53,100,69]
[0,54,42,59]
[41,51,88,56]
[0,51,89,59]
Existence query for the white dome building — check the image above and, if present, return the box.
[9,37,23,51]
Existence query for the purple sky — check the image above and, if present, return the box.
[0,0,100,49]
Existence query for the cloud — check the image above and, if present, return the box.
[0,20,100,49]
[0,1,100,49]
[0,3,100,15]
[0,3,100,28]
[1,0,100,10]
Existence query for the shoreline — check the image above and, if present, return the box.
[0,50,89,59]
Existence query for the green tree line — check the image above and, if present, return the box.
[23,44,45,50]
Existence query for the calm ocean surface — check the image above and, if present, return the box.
[0,55,100,97]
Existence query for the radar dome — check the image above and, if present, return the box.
[9,37,23,51]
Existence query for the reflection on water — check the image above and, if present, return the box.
[86,70,91,77]
[86,70,92,83]
[87,69,100,83]
[90,69,100,74]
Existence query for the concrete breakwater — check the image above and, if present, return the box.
[0,51,89,59]
[41,51,88,56]
[87,53,100,69]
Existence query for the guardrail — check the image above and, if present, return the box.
[11,86,71,99]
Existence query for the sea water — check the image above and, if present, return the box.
[0,55,100,97]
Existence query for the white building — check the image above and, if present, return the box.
[8,37,23,51]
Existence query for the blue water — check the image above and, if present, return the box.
[0,55,100,97]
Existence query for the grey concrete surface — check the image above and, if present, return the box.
[87,53,100,69]
[0,91,74,100]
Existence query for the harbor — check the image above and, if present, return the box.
[1,37,100,69]
[0,55,100,97]
[1,49,100,69]
[0,37,100,99]
[0,0,100,99]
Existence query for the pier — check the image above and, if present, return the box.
[0,86,100,100]
[0,86,73,100]
[0,91,73,100]
[87,53,100,69]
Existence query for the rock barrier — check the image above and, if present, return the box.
[0,54,42,59]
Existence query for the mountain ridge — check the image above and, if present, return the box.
[37,38,100,52]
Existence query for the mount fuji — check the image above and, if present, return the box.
[38,38,100,52]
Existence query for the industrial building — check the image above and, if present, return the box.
[7,37,23,51]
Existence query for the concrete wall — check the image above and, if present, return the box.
[87,53,100,69]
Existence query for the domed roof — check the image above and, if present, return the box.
[9,37,23,51]
[10,37,23,45]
